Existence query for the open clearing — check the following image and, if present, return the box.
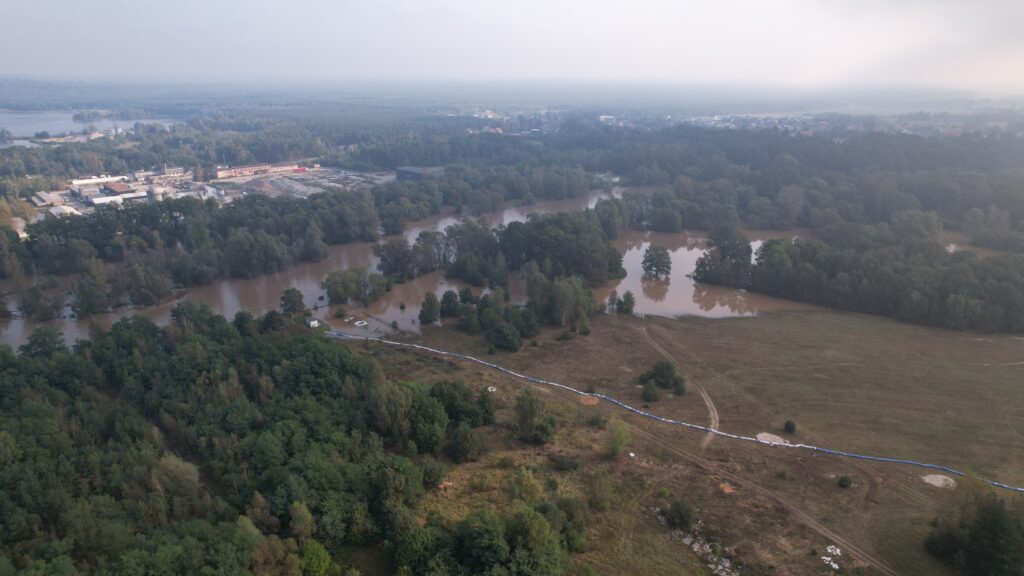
[413,308,1024,575]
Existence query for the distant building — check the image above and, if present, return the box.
[162,166,185,177]
[212,163,298,179]
[47,205,81,218]
[104,181,133,195]
[75,186,102,201]
[89,191,149,207]
[147,186,168,202]
[305,318,322,328]
[70,175,126,187]
[134,170,155,181]
[31,191,65,208]
[396,166,445,181]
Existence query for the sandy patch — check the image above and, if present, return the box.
[922,474,956,489]
[719,482,736,494]
[756,432,790,445]
[577,395,599,406]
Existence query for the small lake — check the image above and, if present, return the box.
[0,188,812,347]
[0,110,177,139]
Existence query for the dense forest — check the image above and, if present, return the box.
[3,108,1024,332]
[693,221,1024,333]
[0,303,590,575]
[348,120,1024,253]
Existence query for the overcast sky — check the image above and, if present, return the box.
[2,0,1022,92]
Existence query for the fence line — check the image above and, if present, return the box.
[327,331,1024,494]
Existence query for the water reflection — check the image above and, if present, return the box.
[594,229,816,320]
[641,278,669,303]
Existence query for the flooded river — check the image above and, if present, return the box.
[0,189,812,347]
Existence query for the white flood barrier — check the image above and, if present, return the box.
[327,331,1024,494]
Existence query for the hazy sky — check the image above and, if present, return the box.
[2,0,1022,91]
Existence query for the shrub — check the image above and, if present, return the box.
[585,472,614,511]
[640,360,685,393]
[608,420,630,458]
[784,420,797,434]
[515,388,556,445]
[447,422,484,463]
[490,321,522,351]
[641,381,660,402]
[664,500,694,530]
[420,456,448,489]
[838,475,852,488]
[507,466,543,504]
[547,452,581,472]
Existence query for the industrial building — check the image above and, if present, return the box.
[70,175,126,187]
[213,163,299,179]
[104,181,133,195]
[31,191,66,207]
[89,191,149,207]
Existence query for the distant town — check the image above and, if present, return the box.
[11,160,400,238]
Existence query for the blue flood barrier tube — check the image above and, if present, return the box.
[326,331,1024,493]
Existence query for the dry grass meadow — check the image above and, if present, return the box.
[340,308,1024,575]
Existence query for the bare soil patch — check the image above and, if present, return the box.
[921,475,956,489]
[756,432,789,445]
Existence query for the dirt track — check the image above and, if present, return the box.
[342,334,902,576]
[635,318,720,449]
[506,362,901,576]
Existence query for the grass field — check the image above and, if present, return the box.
[402,307,1024,575]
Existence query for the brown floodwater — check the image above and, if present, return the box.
[0,188,813,347]
[595,229,817,319]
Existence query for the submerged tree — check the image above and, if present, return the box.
[693,225,752,287]
[641,245,672,278]
[440,290,460,317]
[280,287,305,314]
[615,291,636,315]
[419,292,440,325]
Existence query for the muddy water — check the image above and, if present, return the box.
[596,230,817,318]
[0,189,812,347]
